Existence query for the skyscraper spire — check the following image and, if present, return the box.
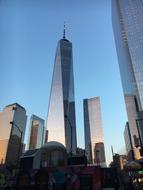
[63,22,66,39]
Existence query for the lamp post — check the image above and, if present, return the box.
[10,121,23,164]
[136,119,143,156]
[64,114,73,166]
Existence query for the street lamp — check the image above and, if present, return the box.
[136,119,143,156]
[10,121,23,163]
[64,114,73,165]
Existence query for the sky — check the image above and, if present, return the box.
[0,0,127,164]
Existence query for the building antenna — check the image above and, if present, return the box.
[63,22,66,39]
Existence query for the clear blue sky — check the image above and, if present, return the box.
[0,0,127,164]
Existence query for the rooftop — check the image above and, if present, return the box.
[6,103,26,111]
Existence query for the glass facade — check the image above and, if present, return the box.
[47,38,77,153]
[137,111,143,147]
[112,0,143,110]
[124,95,141,159]
[0,103,27,165]
[112,0,143,159]
[29,115,45,150]
[124,122,134,160]
[84,97,106,165]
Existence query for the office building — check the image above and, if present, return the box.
[46,27,77,153]
[124,95,141,159]
[28,115,45,150]
[136,111,143,148]
[0,103,27,166]
[112,0,143,159]
[110,154,127,170]
[112,0,143,110]
[124,122,134,160]
[84,97,106,166]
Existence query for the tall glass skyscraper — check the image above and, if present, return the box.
[112,0,143,110]
[28,115,45,150]
[46,30,77,153]
[84,97,106,166]
[112,0,143,159]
